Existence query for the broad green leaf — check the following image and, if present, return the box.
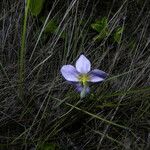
[114,27,124,43]
[29,0,45,16]
[91,17,108,33]
[91,17,109,41]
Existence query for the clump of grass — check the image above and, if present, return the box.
[0,0,150,149]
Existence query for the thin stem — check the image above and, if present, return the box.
[80,84,87,99]
[18,0,30,99]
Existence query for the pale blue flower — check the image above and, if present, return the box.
[61,54,108,98]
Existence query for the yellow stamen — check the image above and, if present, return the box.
[78,74,90,85]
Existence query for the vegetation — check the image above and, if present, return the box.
[0,0,150,149]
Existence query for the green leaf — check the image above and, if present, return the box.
[29,0,45,16]
[40,17,65,37]
[114,27,124,43]
[91,17,109,41]
[93,28,109,41]
[44,20,58,33]
[91,17,108,33]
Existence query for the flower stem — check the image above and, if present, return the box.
[80,85,87,99]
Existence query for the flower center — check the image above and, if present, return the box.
[78,74,90,85]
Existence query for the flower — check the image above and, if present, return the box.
[60,54,108,98]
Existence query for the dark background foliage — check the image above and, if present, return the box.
[0,0,150,149]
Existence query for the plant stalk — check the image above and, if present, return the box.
[18,0,30,99]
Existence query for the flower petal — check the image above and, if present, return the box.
[89,69,108,82]
[60,65,79,82]
[75,54,91,74]
[75,83,90,93]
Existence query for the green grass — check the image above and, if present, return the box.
[0,0,150,149]
[18,0,30,100]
